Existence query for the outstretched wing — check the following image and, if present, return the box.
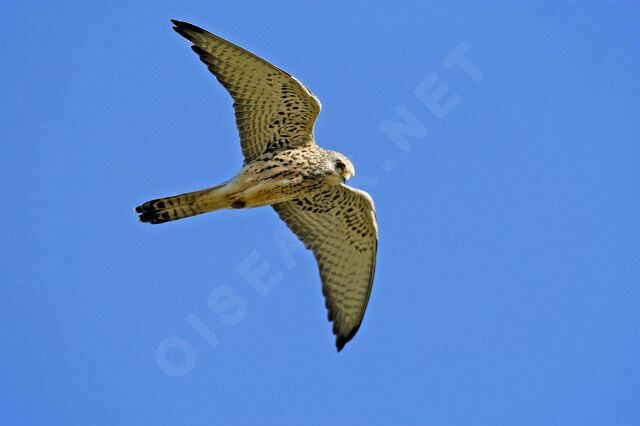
[272,185,378,351]
[171,20,322,163]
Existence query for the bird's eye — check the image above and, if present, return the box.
[336,160,345,171]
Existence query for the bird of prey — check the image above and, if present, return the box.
[135,20,378,351]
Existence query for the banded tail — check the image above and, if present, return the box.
[135,183,229,224]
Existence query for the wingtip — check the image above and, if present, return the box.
[171,21,201,44]
[172,26,189,40]
[170,19,189,28]
[335,326,360,352]
[170,19,204,34]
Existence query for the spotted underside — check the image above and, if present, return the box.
[169,20,378,350]
[273,186,377,350]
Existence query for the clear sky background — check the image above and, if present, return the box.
[1,1,639,425]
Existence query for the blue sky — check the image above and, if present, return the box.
[1,1,639,425]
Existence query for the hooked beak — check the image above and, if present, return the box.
[341,171,353,184]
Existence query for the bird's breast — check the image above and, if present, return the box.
[228,158,328,208]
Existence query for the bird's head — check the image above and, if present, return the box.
[326,151,355,185]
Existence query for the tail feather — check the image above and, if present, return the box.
[135,184,228,224]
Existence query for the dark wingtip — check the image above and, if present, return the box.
[172,26,193,42]
[335,326,360,352]
[171,20,206,44]
[171,19,205,34]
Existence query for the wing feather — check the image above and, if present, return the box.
[272,185,378,351]
[171,20,321,163]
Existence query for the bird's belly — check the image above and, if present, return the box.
[226,172,322,208]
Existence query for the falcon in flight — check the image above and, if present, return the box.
[135,20,378,351]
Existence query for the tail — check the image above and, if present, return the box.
[135,183,229,224]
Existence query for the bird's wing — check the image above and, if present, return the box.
[272,185,378,351]
[171,20,322,163]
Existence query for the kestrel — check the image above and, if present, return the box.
[135,20,378,351]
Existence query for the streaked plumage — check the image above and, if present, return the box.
[135,20,378,351]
